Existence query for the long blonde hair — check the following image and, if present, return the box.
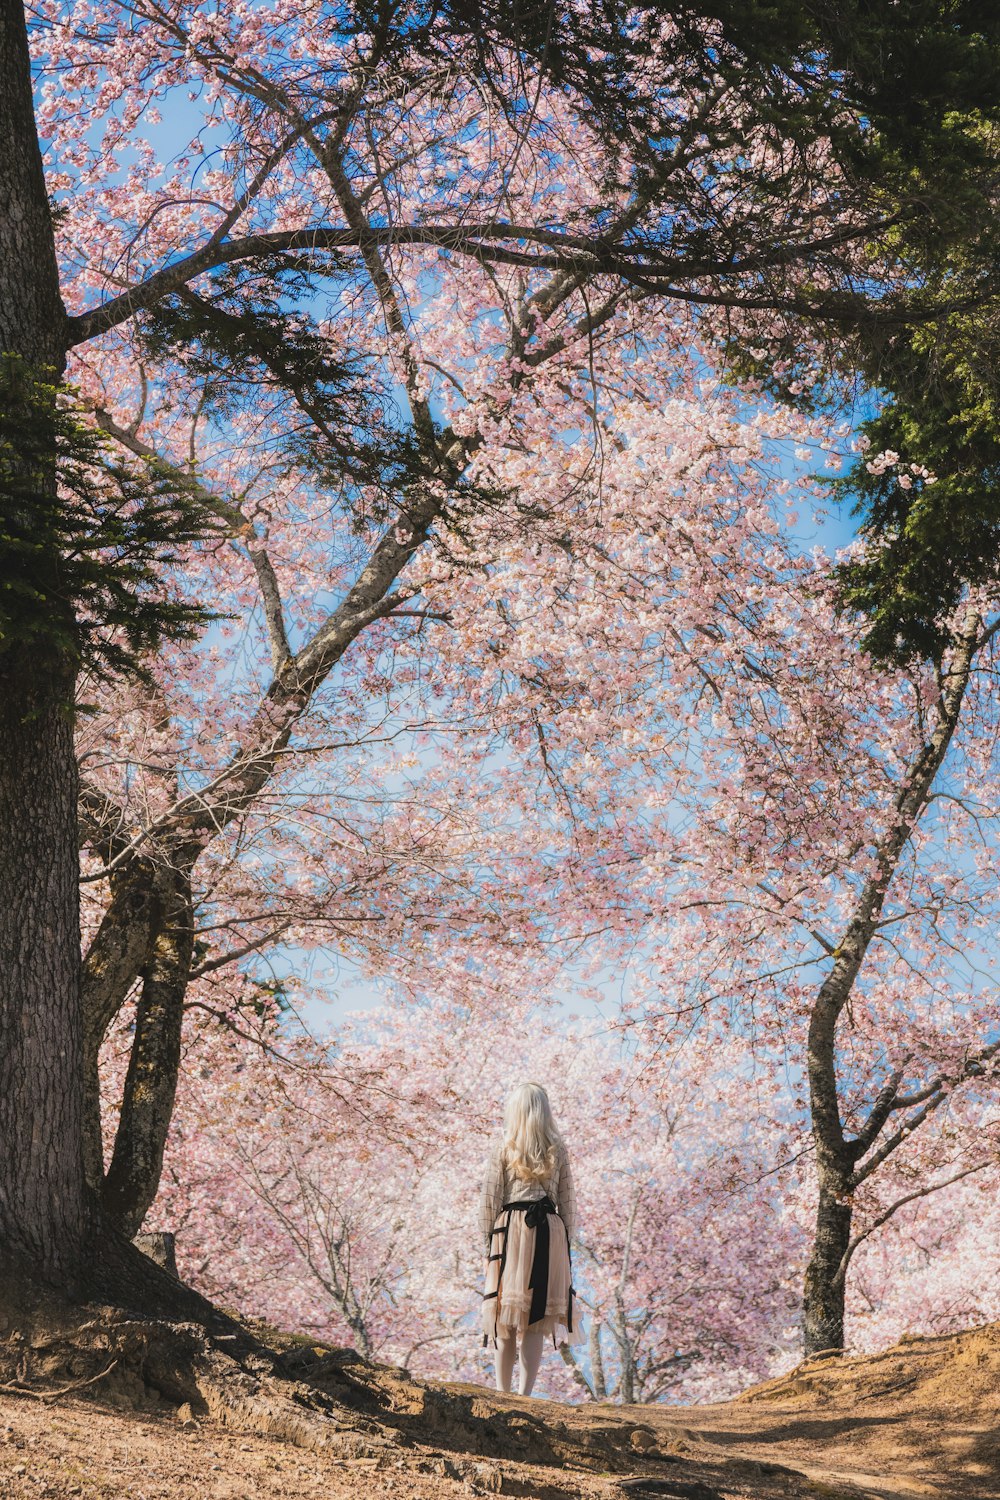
[502,1082,559,1185]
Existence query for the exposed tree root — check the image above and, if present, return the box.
[0,1356,120,1401]
[0,1234,400,1458]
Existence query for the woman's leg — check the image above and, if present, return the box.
[518,1328,545,1396]
[495,1332,517,1393]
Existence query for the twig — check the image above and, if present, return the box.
[0,1357,120,1402]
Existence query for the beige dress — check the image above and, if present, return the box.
[479,1137,582,1344]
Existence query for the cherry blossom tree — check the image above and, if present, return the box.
[846,1165,1000,1349]
[481,489,1000,1353]
[121,978,1000,1399]
[334,329,1000,1358]
[558,1039,801,1404]
[115,991,803,1402]
[48,0,888,1264]
[81,301,1000,1362]
[3,0,1000,1307]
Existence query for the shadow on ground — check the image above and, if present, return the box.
[3,1280,999,1500]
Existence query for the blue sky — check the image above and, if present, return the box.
[54,72,875,1040]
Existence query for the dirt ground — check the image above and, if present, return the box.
[1,1318,998,1500]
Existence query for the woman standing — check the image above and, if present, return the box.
[479,1082,580,1395]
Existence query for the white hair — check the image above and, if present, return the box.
[502,1081,559,1185]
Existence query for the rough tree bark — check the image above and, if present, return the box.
[102,868,194,1237]
[0,0,89,1283]
[802,617,983,1356]
[80,854,170,1186]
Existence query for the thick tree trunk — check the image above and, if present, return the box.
[803,1180,852,1357]
[0,0,90,1282]
[102,871,193,1237]
[0,667,90,1280]
[0,2,65,360]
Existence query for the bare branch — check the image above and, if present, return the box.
[853,1037,1000,1186]
[66,212,918,348]
[833,1160,994,1289]
[848,1065,906,1160]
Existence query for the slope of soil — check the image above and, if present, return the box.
[1,1310,998,1500]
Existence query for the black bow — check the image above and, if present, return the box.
[525,1196,555,1322]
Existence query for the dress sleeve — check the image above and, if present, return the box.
[478,1141,505,1249]
[555,1138,577,1244]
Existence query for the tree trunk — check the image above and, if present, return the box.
[134,1229,179,1278]
[81,858,168,1187]
[0,0,90,1283]
[802,1179,853,1357]
[102,870,193,1237]
[613,1295,636,1404]
[800,619,981,1355]
[0,667,90,1281]
[804,977,856,1359]
[588,1318,607,1400]
[0,1,65,362]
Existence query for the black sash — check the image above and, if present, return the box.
[482,1196,574,1345]
[508,1196,556,1324]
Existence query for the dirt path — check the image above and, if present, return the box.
[1,1320,997,1500]
[686,1321,1000,1498]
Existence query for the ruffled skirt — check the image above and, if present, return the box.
[481,1204,582,1344]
